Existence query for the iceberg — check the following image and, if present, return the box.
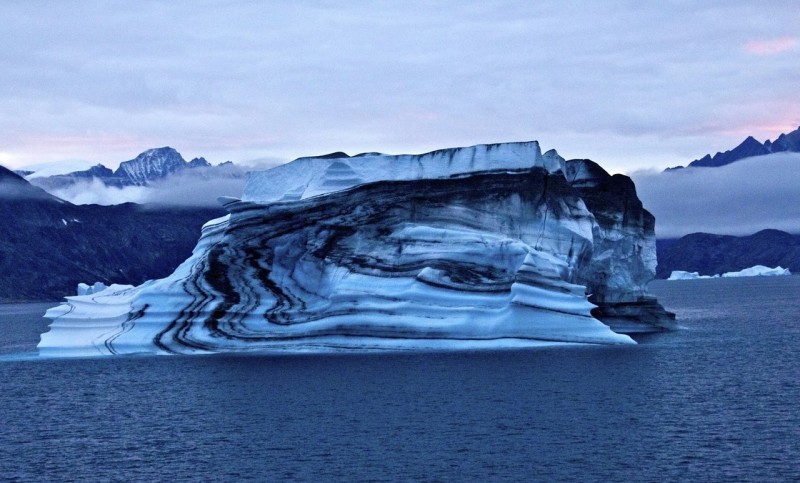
[667,265,791,280]
[76,282,109,296]
[39,141,674,357]
[667,271,718,280]
[721,265,791,278]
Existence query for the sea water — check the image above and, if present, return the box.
[1,277,798,481]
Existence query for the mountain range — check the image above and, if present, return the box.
[25,147,238,192]
[667,125,800,170]
[0,165,224,301]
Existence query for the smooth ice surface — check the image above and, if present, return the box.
[242,141,564,203]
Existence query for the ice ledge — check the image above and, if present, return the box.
[243,141,564,203]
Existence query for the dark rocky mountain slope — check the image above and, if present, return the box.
[667,125,800,170]
[0,166,224,301]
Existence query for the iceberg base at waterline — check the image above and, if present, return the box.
[38,141,674,357]
[39,279,633,357]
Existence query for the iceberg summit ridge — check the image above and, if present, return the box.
[39,140,674,357]
[242,141,563,203]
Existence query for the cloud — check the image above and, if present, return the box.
[1,1,800,173]
[631,153,800,238]
[744,37,797,55]
[24,159,98,179]
[142,166,248,207]
[47,178,150,205]
[46,164,250,207]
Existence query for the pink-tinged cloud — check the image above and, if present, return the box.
[744,37,797,55]
[716,121,800,139]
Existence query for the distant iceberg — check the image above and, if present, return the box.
[721,265,791,278]
[668,265,791,280]
[667,271,718,280]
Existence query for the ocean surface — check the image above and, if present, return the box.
[1,276,798,481]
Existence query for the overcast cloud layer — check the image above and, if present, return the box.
[631,153,800,238]
[1,1,799,174]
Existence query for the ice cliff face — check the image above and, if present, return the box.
[39,141,673,357]
[565,159,674,333]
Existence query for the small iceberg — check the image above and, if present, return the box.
[721,265,791,278]
[667,265,791,280]
[76,282,109,296]
[667,271,718,280]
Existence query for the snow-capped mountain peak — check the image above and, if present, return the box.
[114,147,187,186]
[668,125,800,170]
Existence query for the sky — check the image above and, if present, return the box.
[1,0,799,174]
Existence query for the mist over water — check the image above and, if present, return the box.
[631,153,800,238]
[41,165,250,207]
